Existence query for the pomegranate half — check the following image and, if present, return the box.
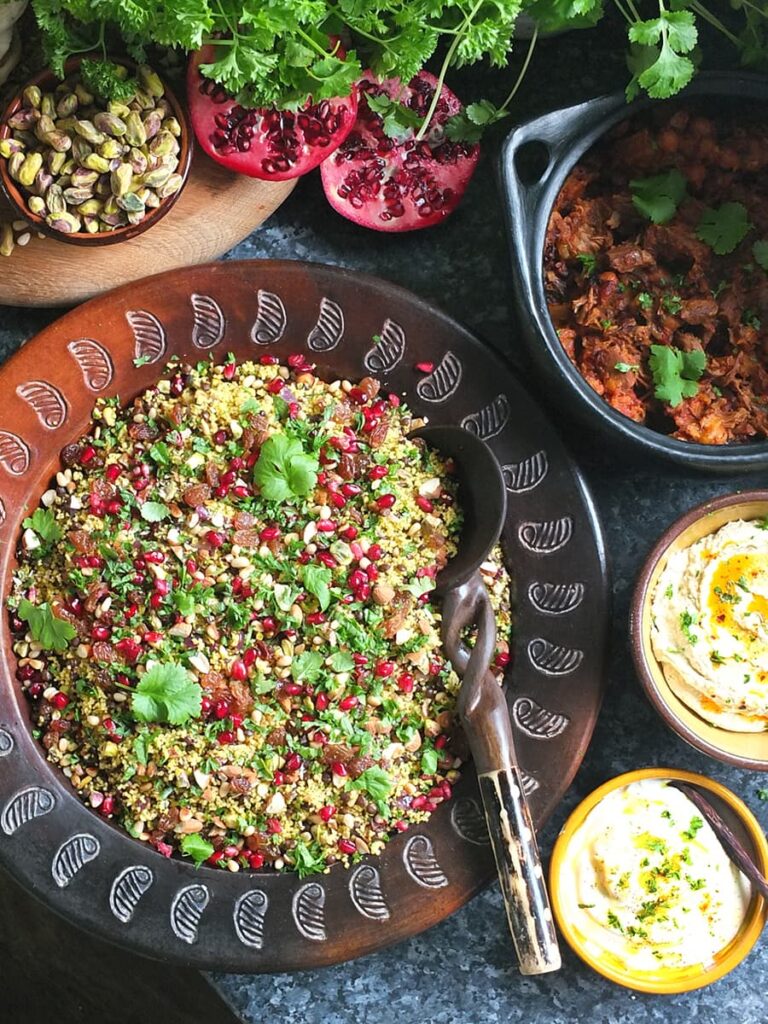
[320,72,480,232]
[187,46,359,181]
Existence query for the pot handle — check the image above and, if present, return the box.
[442,578,561,975]
[499,92,626,294]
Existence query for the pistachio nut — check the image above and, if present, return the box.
[118,191,145,214]
[56,93,79,118]
[23,85,42,110]
[18,152,43,187]
[102,196,120,216]
[99,139,123,160]
[0,223,13,257]
[45,211,82,233]
[82,153,111,173]
[126,207,145,225]
[0,138,24,158]
[63,186,95,205]
[107,101,131,119]
[156,173,184,200]
[7,151,24,181]
[100,211,126,227]
[70,166,99,189]
[138,65,165,99]
[7,109,37,131]
[55,116,78,132]
[144,190,161,208]
[40,94,56,118]
[83,214,100,234]
[74,84,94,106]
[31,169,54,197]
[149,130,179,157]
[59,159,76,176]
[141,165,172,189]
[34,114,56,141]
[132,89,155,111]
[124,111,147,148]
[74,120,108,145]
[46,150,66,175]
[27,196,46,215]
[162,117,182,138]
[142,109,163,141]
[70,137,92,162]
[110,162,133,198]
[93,111,127,137]
[77,198,103,216]
[94,176,112,197]
[45,184,66,215]
[128,148,148,175]
[43,130,73,153]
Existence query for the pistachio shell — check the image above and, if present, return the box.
[45,211,82,234]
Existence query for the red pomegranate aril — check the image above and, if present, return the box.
[315,692,330,711]
[214,699,231,720]
[375,493,396,511]
[144,630,162,645]
[149,592,163,609]
[273,770,286,786]
[116,637,141,662]
[435,735,448,750]
[375,660,395,678]
[339,695,358,710]
[338,838,357,855]
[100,795,115,816]
[285,753,303,772]
[340,525,358,540]
[365,563,379,581]
[205,530,225,548]
[350,541,364,560]
[213,429,228,445]
[230,658,248,681]
[217,730,235,745]
[232,484,250,498]
[222,362,237,381]
[495,651,511,669]
[366,543,383,561]
[348,568,367,589]
[267,817,282,834]
[397,672,415,694]
[259,354,279,365]
[50,691,69,709]
[91,624,110,641]
[154,578,170,596]
[329,491,347,509]
[267,378,284,395]
[259,524,280,542]
[80,445,97,464]
[331,761,348,777]
[416,496,434,513]
[306,611,326,625]
[341,483,362,497]
[319,804,336,822]
[282,682,303,696]
[411,794,428,811]
[249,851,265,869]
[230,713,244,731]
[354,583,371,601]
[105,463,121,481]
[243,647,257,667]
[201,696,213,716]
[207,850,225,866]
[185,558,197,574]
[352,654,368,666]
[415,361,435,373]
[287,353,307,368]
[260,616,277,633]
[368,465,387,481]
[144,549,165,565]
[317,551,337,568]
[215,484,230,498]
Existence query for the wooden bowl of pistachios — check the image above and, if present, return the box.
[0,55,193,246]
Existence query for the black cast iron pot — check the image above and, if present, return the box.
[500,72,768,474]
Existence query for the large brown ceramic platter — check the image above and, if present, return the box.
[0,260,609,971]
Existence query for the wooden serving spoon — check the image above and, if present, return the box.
[413,425,562,976]
[669,780,768,901]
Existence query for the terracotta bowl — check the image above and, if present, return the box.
[0,56,192,246]
[0,260,610,971]
[550,767,768,993]
[630,490,768,770]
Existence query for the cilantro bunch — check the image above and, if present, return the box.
[29,0,768,129]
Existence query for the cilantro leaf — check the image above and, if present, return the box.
[352,766,393,802]
[23,508,62,550]
[131,663,202,725]
[614,362,640,373]
[291,651,324,685]
[627,10,697,100]
[630,169,687,225]
[421,747,439,774]
[181,833,214,867]
[303,565,332,611]
[133,354,152,368]
[148,441,171,467]
[293,840,328,879]
[697,202,752,255]
[752,240,768,270]
[329,651,355,672]
[254,433,319,502]
[140,501,169,523]
[649,345,707,407]
[17,599,76,652]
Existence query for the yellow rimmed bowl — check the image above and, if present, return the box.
[630,490,768,770]
[550,767,768,994]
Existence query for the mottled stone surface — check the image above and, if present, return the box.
[1,19,762,1024]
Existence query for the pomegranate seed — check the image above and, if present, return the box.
[249,851,265,869]
[222,361,237,380]
[316,519,336,533]
[144,550,165,565]
[367,544,383,561]
[375,660,395,678]
[416,496,434,513]
[116,638,141,662]
[411,795,427,811]
[230,713,244,730]
[282,682,303,696]
[154,578,170,596]
[340,525,358,540]
[100,795,115,816]
[201,696,213,716]
[348,569,367,589]
[149,592,163,609]
[80,445,96,464]
[317,551,337,568]
[287,353,307,368]
[215,484,230,498]
[243,647,257,667]
[267,817,282,834]
[91,624,110,641]
[368,465,387,481]
[232,484,250,498]
[339,695,359,710]
[260,616,277,632]
[338,838,357,855]
[389,393,401,407]
[273,770,286,786]
[214,699,231,720]
[397,672,415,694]
[415,361,435,373]
[306,611,326,625]
[315,692,330,711]
[259,354,279,365]
[217,730,235,744]
[365,564,379,581]
[319,804,336,822]
[223,844,240,859]
[105,463,121,481]
[350,542,364,560]
[230,659,248,681]
[354,583,371,601]
[331,761,348,777]
[376,493,396,511]
[205,530,225,548]
[207,850,225,866]
[144,631,162,645]
[495,651,511,669]
[106,499,122,515]
[259,525,280,542]
[394,819,408,832]
[185,558,197,574]
[50,691,69,709]
[267,378,284,395]
[341,483,362,497]
[213,429,228,444]
[285,753,302,772]
[435,735,448,750]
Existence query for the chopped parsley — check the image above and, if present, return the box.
[682,816,704,841]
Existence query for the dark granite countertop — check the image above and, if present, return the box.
[2,16,765,1024]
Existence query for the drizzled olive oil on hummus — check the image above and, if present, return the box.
[651,520,768,731]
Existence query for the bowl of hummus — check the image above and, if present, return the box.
[550,768,768,993]
[631,491,768,770]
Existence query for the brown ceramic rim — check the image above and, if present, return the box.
[0,260,609,971]
[630,489,768,771]
[0,55,193,246]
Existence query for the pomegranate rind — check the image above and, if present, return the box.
[187,47,359,181]
[320,71,480,232]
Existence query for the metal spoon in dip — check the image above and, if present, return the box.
[669,780,768,901]
[413,424,562,976]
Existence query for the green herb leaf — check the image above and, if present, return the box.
[181,833,214,867]
[148,441,171,467]
[293,840,327,879]
[752,240,768,271]
[614,362,639,373]
[630,169,687,225]
[17,599,76,652]
[302,565,332,611]
[140,501,169,523]
[697,202,752,256]
[420,747,438,775]
[23,507,62,548]
[133,731,151,766]
[291,651,324,685]
[240,398,261,415]
[649,344,706,407]
[80,59,138,104]
[682,815,704,841]
[131,663,202,725]
[133,354,152,367]
[254,433,319,502]
[576,252,597,275]
[329,651,355,673]
[352,766,393,802]
[366,92,422,142]
[627,10,697,100]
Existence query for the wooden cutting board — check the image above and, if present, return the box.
[0,148,297,307]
